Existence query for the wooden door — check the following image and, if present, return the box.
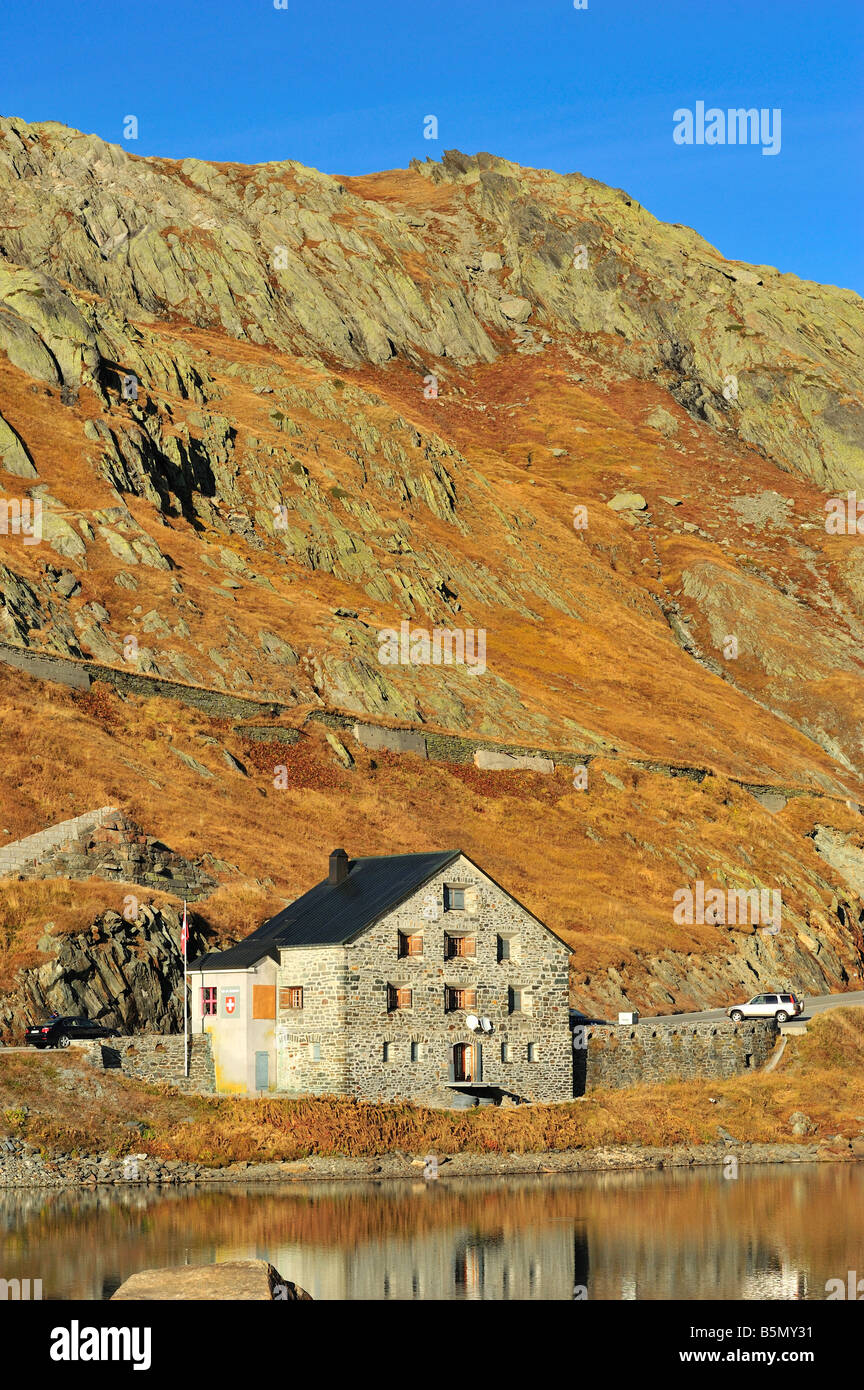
[453,1042,475,1081]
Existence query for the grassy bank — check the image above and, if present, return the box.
[1,1009,862,1167]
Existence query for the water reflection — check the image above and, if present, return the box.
[0,1164,860,1301]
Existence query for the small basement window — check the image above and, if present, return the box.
[383,1042,392,1062]
[309,1042,321,1062]
[202,986,217,1017]
[500,1041,511,1063]
[527,1043,539,1062]
[444,886,466,911]
[398,932,424,957]
[411,1041,423,1062]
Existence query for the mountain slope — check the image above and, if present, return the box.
[1,116,864,1017]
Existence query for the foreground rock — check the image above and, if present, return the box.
[110,1259,311,1301]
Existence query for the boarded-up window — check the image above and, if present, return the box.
[279,986,304,1010]
[253,986,276,1020]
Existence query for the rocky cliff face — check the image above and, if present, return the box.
[1,116,864,1016]
[0,902,206,1040]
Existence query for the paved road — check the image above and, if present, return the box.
[632,990,864,1026]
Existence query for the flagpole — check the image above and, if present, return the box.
[182,901,189,1079]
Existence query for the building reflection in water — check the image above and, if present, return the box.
[0,1164,858,1301]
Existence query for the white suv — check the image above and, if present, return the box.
[727,992,803,1024]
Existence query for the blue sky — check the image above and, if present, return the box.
[3,0,862,291]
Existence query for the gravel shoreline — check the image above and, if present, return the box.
[2,1136,863,1187]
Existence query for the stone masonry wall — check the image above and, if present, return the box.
[276,946,349,1095]
[577,1018,779,1094]
[273,857,572,1104]
[344,856,572,1103]
[88,1033,215,1092]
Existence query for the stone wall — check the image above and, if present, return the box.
[0,639,282,718]
[0,805,115,876]
[276,946,349,1095]
[0,806,214,900]
[0,641,91,690]
[88,1032,215,1092]
[0,640,822,806]
[576,1018,779,1094]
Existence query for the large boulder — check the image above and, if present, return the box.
[110,1260,312,1301]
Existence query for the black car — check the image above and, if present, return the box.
[24,1016,115,1049]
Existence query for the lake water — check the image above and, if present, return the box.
[1,1163,861,1300]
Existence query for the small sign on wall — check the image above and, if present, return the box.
[222,990,239,1018]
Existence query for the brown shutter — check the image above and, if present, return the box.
[253,986,276,1020]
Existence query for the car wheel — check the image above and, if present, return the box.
[776,1010,788,1023]
[730,1009,744,1023]
[56,1033,70,1048]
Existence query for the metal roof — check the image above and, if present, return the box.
[189,850,461,971]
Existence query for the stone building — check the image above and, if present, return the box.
[188,848,573,1103]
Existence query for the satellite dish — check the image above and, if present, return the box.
[480,1017,492,1033]
[466,1015,480,1031]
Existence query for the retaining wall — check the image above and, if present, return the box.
[576,1018,779,1094]
[88,1033,215,1093]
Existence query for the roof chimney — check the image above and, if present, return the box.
[328,847,349,885]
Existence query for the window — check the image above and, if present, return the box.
[445,986,478,1012]
[383,1042,392,1063]
[527,1043,539,1062]
[497,936,510,961]
[398,932,424,957]
[445,933,476,958]
[500,1041,511,1063]
[309,1042,321,1061]
[280,986,304,1010]
[253,986,276,1020]
[201,987,217,1017]
[387,985,413,1011]
[509,987,532,1014]
[410,1041,423,1062]
[444,886,466,911]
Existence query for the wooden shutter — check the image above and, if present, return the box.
[253,986,276,1020]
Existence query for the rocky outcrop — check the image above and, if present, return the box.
[0,902,208,1041]
[0,806,215,899]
